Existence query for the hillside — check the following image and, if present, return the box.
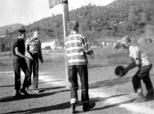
[0,23,24,35]
[0,0,154,42]
[26,0,154,41]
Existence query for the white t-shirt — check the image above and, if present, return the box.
[129,45,150,66]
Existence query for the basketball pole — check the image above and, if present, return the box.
[62,1,69,89]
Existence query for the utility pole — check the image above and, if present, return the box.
[62,0,69,89]
[49,0,70,88]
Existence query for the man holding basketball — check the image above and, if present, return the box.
[118,36,153,102]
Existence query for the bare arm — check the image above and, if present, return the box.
[25,39,33,60]
[125,62,136,71]
[123,57,138,75]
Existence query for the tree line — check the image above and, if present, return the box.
[1,0,154,53]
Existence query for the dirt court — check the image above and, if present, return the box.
[0,55,154,114]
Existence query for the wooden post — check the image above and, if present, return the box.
[9,36,11,57]
[0,38,1,56]
[62,1,69,89]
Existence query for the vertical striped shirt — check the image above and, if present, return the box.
[64,32,89,66]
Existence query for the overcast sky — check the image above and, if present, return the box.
[0,0,114,27]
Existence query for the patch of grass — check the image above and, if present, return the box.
[88,42,153,68]
[0,43,153,70]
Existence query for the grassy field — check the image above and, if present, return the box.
[0,40,154,114]
[0,41,153,71]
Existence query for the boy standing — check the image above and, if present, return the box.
[64,21,95,113]
[12,29,32,97]
[25,30,43,93]
[120,36,153,101]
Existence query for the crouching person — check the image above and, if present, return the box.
[120,36,154,102]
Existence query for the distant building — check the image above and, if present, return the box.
[41,40,59,50]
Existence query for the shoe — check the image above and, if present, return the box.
[70,103,76,114]
[32,89,40,93]
[133,93,145,103]
[26,86,31,91]
[15,91,22,98]
[83,102,95,112]
[20,89,29,95]
[138,92,144,98]
[145,92,154,101]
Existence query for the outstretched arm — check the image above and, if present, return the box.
[123,58,137,75]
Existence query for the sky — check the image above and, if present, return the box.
[0,0,114,27]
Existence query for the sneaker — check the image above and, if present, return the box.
[32,89,40,93]
[20,89,29,95]
[70,103,76,114]
[83,102,95,112]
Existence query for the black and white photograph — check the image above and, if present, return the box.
[0,0,154,114]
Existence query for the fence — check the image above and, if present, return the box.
[0,37,13,57]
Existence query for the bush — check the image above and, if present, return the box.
[45,46,51,50]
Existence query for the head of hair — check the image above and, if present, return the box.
[33,30,39,38]
[68,21,79,31]
[18,29,26,36]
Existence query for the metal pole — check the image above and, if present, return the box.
[62,0,69,89]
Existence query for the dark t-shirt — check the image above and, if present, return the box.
[12,38,25,57]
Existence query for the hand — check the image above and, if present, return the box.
[86,50,94,55]
[123,68,128,76]
[135,59,141,67]
[27,56,33,60]
[40,59,43,63]
[25,52,33,60]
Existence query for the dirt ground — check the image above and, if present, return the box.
[0,56,154,114]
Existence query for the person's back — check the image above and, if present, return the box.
[65,21,95,113]
[65,32,88,66]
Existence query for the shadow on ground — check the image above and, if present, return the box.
[3,101,70,114]
[0,80,64,88]
[0,87,68,103]
[90,76,132,89]
[3,93,135,114]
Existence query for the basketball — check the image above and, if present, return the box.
[115,66,125,77]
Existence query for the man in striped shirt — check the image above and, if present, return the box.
[25,30,43,93]
[64,21,94,113]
